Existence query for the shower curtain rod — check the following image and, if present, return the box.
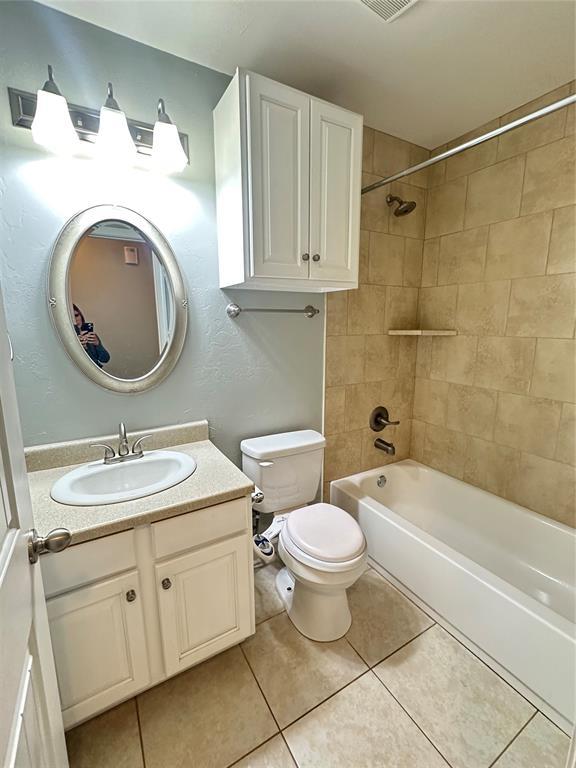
[361,93,576,195]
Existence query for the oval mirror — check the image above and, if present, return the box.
[48,205,187,393]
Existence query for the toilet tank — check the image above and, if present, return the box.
[241,430,326,515]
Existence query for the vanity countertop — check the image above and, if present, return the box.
[27,430,254,545]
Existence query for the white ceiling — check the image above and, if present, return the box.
[39,0,576,148]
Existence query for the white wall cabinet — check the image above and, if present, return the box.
[42,496,254,728]
[214,69,363,292]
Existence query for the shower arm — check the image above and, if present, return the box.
[362,93,576,195]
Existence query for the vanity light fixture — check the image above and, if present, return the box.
[95,82,137,162]
[152,98,188,173]
[31,65,79,153]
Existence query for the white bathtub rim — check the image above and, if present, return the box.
[331,468,575,640]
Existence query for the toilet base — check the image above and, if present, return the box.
[275,566,352,642]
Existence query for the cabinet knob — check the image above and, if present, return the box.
[126,589,137,602]
[312,253,320,262]
[161,578,172,590]
[302,253,310,262]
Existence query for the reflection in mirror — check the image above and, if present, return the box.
[68,221,174,380]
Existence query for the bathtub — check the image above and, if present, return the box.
[331,459,575,732]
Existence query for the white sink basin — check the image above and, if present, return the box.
[51,451,197,506]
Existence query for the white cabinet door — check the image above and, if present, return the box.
[309,99,362,283]
[156,535,252,677]
[47,570,150,728]
[247,72,310,280]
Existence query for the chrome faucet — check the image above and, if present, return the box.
[91,423,152,465]
[374,437,396,456]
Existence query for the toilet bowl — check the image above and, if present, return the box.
[240,430,367,642]
[275,503,367,641]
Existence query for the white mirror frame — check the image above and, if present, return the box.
[47,204,188,394]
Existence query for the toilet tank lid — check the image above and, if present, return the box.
[240,430,326,460]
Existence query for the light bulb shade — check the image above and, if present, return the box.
[95,106,137,161]
[152,121,188,173]
[31,89,79,153]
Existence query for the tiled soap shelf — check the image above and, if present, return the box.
[388,330,458,336]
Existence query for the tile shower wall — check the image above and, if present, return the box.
[323,127,429,497]
[412,82,576,527]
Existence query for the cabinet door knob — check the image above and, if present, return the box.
[161,578,172,590]
[126,589,137,602]
[302,253,310,262]
[312,253,320,262]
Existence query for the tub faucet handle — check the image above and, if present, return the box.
[369,406,400,432]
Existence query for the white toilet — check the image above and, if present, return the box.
[241,430,367,642]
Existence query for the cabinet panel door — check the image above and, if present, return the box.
[47,571,149,728]
[247,73,310,279]
[156,535,252,677]
[309,100,362,282]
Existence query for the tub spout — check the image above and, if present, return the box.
[374,437,395,456]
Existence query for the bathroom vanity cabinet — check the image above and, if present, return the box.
[40,496,254,728]
[214,69,363,292]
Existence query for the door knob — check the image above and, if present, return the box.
[28,527,72,564]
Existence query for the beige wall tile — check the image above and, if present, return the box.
[422,424,468,478]
[359,229,370,284]
[445,122,499,180]
[373,131,411,179]
[428,144,447,187]
[421,238,440,286]
[463,437,520,498]
[465,156,525,229]
[360,173,389,232]
[348,285,386,335]
[388,182,427,240]
[446,384,498,439]
[507,453,576,525]
[381,377,414,420]
[506,274,575,338]
[431,335,478,384]
[485,212,553,280]
[404,239,423,287]
[494,392,562,458]
[326,335,365,386]
[418,285,458,328]
[369,232,404,286]
[385,286,418,330]
[556,403,576,466]
[361,423,410,470]
[410,419,426,461]
[405,143,430,189]
[397,337,418,378]
[413,378,449,425]
[438,226,488,285]
[530,338,576,403]
[547,205,576,275]
[325,386,346,435]
[364,335,399,381]
[363,126,374,173]
[497,85,570,161]
[326,291,348,336]
[416,336,433,378]
[456,280,510,335]
[324,430,363,481]
[521,137,576,215]
[475,337,536,394]
[425,177,467,238]
[345,382,381,431]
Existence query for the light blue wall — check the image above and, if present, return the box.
[0,2,325,463]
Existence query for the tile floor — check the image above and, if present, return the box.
[66,565,571,768]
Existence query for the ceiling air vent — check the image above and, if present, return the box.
[360,0,420,23]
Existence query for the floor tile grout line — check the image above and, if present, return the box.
[225,733,282,768]
[279,731,300,768]
[365,621,436,670]
[134,696,148,768]
[486,710,538,768]
[369,669,458,768]
[239,643,282,733]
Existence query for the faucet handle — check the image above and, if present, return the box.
[90,443,116,462]
[131,434,152,457]
[369,406,400,432]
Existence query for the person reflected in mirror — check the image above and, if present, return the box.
[73,304,110,368]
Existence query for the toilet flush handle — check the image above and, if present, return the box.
[258,460,274,468]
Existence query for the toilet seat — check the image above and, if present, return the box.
[280,503,366,572]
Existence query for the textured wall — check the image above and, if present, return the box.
[322,126,429,499]
[412,82,575,527]
[0,2,324,462]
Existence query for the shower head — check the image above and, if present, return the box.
[386,194,417,217]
